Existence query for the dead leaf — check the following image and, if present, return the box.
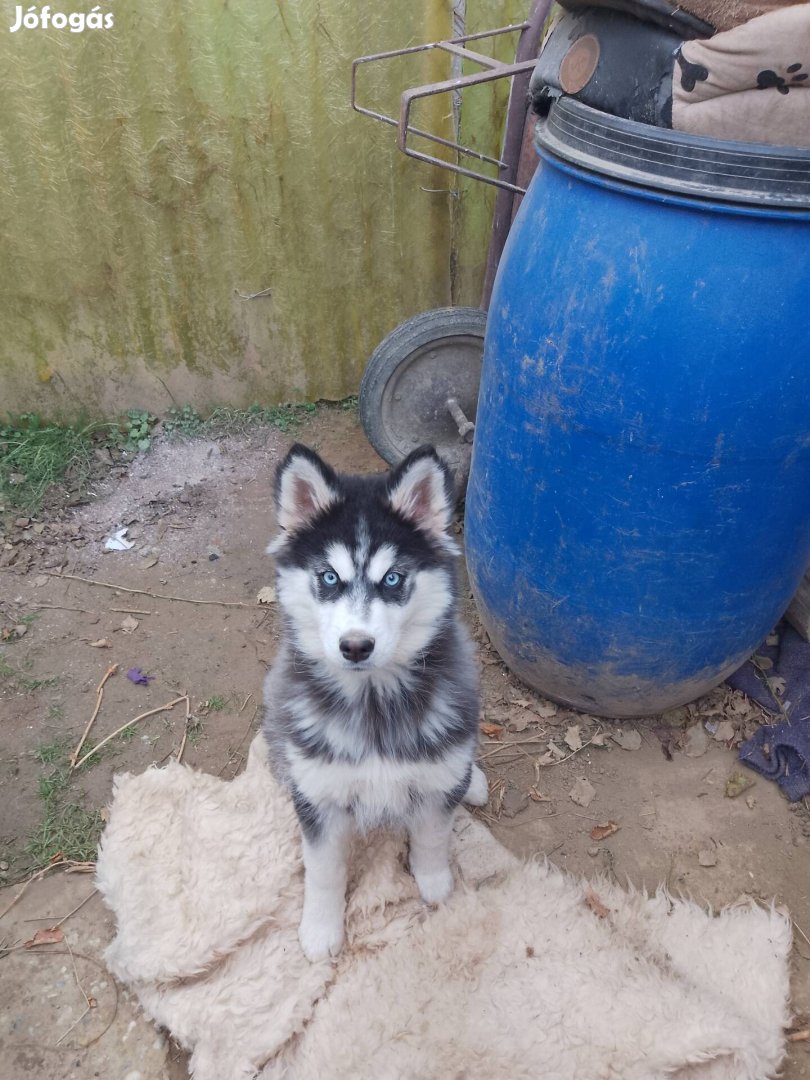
[24,926,65,948]
[535,702,558,719]
[591,732,611,747]
[529,787,551,803]
[509,696,532,709]
[256,586,277,605]
[480,722,504,739]
[88,638,111,648]
[584,885,609,918]
[770,676,786,697]
[698,848,717,867]
[120,615,139,633]
[569,777,596,807]
[725,771,755,798]
[752,654,773,671]
[590,820,620,841]
[34,575,48,587]
[535,751,556,766]
[140,555,159,570]
[547,740,567,761]
[501,787,529,818]
[507,712,529,733]
[563,724,582,752]
[611,728,642,751]
[712,720,736,743]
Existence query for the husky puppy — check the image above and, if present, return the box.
[262,443,488,961]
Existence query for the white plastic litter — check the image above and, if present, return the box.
[105,527,135,552]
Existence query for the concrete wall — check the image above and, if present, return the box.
[0,0,524,419]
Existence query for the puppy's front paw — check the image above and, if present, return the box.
[298,914,345,962]
[463,764,489,807]
[415,866,454,905]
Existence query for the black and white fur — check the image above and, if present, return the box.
[262,444,487,961]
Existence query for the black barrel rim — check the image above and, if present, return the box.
[535,96,810,208]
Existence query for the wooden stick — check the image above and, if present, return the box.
[23,889,98,927]
[481,734,599,766]
[38,570,249,608]
[478,735,550,760]
[788,1030,810,1043]
[793,918,810,950]
[31,603,96,613]
[175,696,192,764]
[73,695,188,770]
[55,889,98,929]
[110,607,152,615]
[0,860,94,922]
[70,664,118,768]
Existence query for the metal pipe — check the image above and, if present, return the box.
[481,0,554,310]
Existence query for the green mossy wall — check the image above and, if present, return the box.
[0,0,525,419]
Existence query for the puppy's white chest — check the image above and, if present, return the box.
[289,751,464,827]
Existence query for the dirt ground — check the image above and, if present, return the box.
[1,405,809,1078]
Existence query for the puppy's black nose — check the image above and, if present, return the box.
[339,635,375,663]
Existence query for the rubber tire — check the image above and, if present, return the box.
[359,306,487,467]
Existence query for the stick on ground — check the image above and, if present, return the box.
[70,664,118,768]
[37,570,249,608]
[73,695,189,770]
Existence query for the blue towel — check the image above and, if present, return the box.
[739,719,810,801]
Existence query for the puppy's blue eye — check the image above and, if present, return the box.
[321,570,339,587]
[383,571,402,588]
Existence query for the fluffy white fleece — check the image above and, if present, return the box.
[96,737,792,1080]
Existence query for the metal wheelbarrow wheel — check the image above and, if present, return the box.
[358,306,486,492]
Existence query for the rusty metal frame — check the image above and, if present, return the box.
[351,24,537,195]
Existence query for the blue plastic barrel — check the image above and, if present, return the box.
[465,98,810,717]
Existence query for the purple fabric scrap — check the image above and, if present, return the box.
[126,667,153,686]
[728,621,810,800]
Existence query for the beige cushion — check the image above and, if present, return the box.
[672,4,810,146]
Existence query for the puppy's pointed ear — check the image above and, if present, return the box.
[386,446,458,553]
[268,445,340,554]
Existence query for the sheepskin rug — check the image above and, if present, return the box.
[96,737,792,1080]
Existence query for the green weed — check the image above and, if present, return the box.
[26,739,104,868]
[162,402,320,441]
[0,654,58,692]
[121,409,157,452]
[0,413,102,512]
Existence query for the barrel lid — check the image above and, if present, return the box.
[536,96,810,208]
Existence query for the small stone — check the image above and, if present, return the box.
[0,861,8,871]
[501,788,529,819]
[587,846,599,857]
[746,794,757,810]
[611,728,642,751]
[698,848,717,867]
[684,723,709,758]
